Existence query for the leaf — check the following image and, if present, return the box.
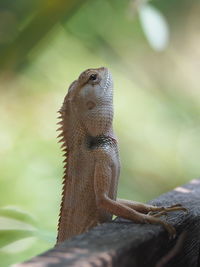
[139,3,169,51]
[0,216,36,231]
[0,206,55,251]
[0,230,35,249]
[0,208,38,251]
[0,206,37,226]
[0,237,37,253]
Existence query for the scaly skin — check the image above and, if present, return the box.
[56,67,187,244]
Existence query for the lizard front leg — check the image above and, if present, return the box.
[94,161,178,238]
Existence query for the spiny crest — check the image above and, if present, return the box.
[56,108,68,242]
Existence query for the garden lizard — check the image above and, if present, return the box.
[56,67,186,244]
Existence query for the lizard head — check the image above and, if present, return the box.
[62,67,114,137]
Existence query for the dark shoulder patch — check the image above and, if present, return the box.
[86,135,116,150]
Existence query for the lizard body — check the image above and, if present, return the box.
[56,67,186,244]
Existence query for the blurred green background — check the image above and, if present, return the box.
[0,0,200,265]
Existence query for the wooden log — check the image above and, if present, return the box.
[15,179,200,267]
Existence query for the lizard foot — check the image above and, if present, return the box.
[117,200,187,236]
[142,214,176,239]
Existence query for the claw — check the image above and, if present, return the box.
[149,203,188,215]
[167,204,182,208]
[144,214,176,239]
[144,203,188,238]
[165,204,188,213]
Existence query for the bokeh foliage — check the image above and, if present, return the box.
[0,0,200,265]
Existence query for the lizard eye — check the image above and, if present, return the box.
[89,74,97,81]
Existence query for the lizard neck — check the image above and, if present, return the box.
[104,127,117,142]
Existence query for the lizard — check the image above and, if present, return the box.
[56,67,187,244]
